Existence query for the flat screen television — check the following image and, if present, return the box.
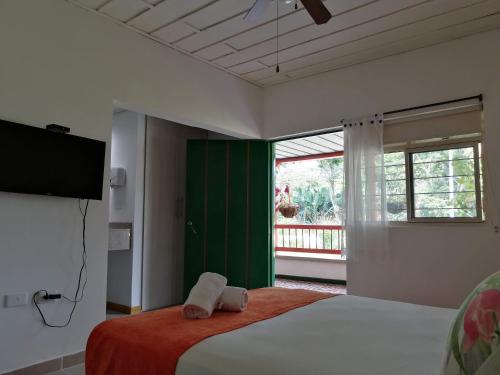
[0,119,106,200]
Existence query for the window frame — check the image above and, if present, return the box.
[386,140,484,223]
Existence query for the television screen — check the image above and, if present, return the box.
[0,119,106,200]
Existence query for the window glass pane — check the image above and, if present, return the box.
[413,175,476,194]
[384,151,406,221]
[411,146,479,219]
[479,143,485,219]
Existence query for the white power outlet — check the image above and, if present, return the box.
[4,293,29,308]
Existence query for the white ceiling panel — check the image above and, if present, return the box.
[256,0,497,67]
[290,138,334,153]
[195,43,236,60]
[225,9,313,51]
[100,0,149,22]
[67,0,500,86]
[275,150,296,158]
[76,0,110,9]
[275,144,306,156]
[152,22,198,43]
[184,0,255,30]
[174,2,300,52]
[225,0,370,50]
[271,12,500,84]
[321,132,344,146]
[253,73,291,86]
[250,0,498,80]
[213,0,431,68]
[128,0,213,33]
[275,131,344,159]
[303,135,342,150]
[229,60,268,75]
[253,0,500,83]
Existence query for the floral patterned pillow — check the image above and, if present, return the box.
[442,271,500,375]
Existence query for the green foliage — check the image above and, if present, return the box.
[384,146,481,220]
[384,152,407,221]
[276,157,344,224]
[411,147,478,218]
[292,183,336,224]
[276,145,482,225]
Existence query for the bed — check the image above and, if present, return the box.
[86,287,456,375]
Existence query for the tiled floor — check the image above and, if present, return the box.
[47,364,84,375]
[275,278,347,294]
[106,309,128,320]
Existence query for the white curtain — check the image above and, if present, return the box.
[343,114,389,261]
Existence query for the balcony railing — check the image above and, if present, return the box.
[274,224,344,256]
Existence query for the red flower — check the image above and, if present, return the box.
[462,289,500,352]
[275,187,281,196]
[284,185,290,194]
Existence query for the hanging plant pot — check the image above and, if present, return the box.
[278,204,299,218]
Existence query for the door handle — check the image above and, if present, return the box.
[187,221,198,236]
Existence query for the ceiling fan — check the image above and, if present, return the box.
[245,0,332,25]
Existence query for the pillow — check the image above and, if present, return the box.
[442,271,500,375]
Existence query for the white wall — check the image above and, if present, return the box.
[132,115,146,308]
[0,0,262,372]
[276,257,346,281]
[264,29,500,308]
[109,111,141,223]
[142,118,210,310]
[107,110,145,308]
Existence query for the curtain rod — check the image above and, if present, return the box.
[383,94,482,116]
[270,94,483,142]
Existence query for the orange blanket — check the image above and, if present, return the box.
[86,287,334,375]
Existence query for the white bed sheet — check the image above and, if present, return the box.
[176,295,456,375]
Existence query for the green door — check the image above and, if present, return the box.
[184,140,274,298]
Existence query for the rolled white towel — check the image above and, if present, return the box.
[217,286,248,312]
[183,272,227,319]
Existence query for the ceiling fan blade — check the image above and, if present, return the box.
[244,0,273,22]
[300,0,332,24]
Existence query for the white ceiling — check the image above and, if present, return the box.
[68,0,500,87]
[275,131,343,159]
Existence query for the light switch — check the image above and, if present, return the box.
[4,293,28,308]
[109,228,131,251]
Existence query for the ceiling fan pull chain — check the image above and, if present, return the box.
[276,0,280,73]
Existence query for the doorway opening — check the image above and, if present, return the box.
[273,131,346,293]
[106,108,234,319]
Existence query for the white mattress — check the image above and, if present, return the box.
[176,295,456,375]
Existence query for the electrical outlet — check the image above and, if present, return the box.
[4,293,29,308]
[34,290,61,304]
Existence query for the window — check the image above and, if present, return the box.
[384,142,483,222]
[384,151,407,222]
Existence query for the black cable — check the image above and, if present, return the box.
[33,199,89,328]
[64,199,89,303]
